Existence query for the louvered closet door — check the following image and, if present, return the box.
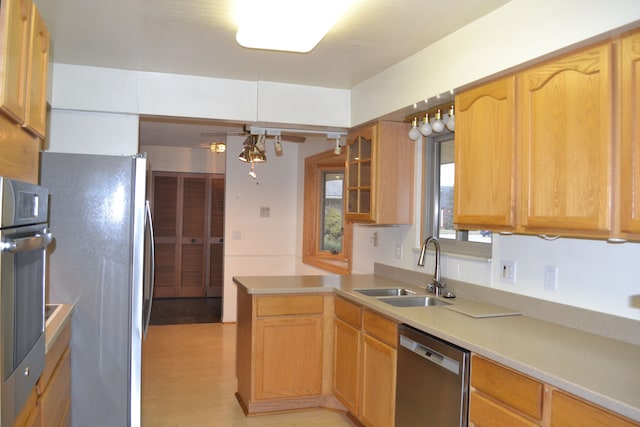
[208,175,224,297]
[179,175,208,297]
[152,173,179,298]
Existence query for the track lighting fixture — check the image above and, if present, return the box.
[334,137,342,155]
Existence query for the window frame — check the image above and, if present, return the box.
[303,149,352,274]
[422,132,492,259]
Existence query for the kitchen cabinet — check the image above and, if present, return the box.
[518,41,613,237]
[236,289,337,414]
[0,0,49,138]
[455,39,623,240]
[470,355,544,426]
[470,355,640,427]
[345,121,413,224]
[37,316,72,427]
[454,76,517,231]
[620,28,640,237]
[332,296,398,427]
[550,388,639,427]
[333,297,361,416]
[152,172,224,298]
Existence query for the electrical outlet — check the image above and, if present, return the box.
[500,260,516,284]
[544,265,558,291]
[394,243,402,260]
[370,232,378,247]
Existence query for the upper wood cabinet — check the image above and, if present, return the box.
[0,0,49,138]
[454,76,517,231]
[23,5,49,138]
[518,42,613,236]
[345,120,413,224]
[454,36,640,241]
[0,0,32,124]
[620,29,640,236]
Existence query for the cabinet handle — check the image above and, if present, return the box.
[191,238,196,243]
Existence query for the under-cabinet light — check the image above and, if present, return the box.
[234,0,358,53]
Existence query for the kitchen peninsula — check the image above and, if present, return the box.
[234,273,640,426]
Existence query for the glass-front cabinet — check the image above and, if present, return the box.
[346,128,373,218]
[344,121,414,225]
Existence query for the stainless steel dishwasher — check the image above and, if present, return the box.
[395,324,470,426]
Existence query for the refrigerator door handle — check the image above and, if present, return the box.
[143,200,156,339]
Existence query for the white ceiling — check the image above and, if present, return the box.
[34,0,510,147]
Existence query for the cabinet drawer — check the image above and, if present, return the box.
[37,321,71,394]
[363,309,397,348]
[471,355,543,420]
[550,389,640,427]
[255,295,324,317]
[40,347,71,427]
[335,297,362,328]
[470,390,539,427]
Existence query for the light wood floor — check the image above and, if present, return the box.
[142,323,355,427]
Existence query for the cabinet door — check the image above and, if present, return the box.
[345,125,374,222]
[23,4,49,138]
[361,334,396,427]
[0,0,32,124]
[454,76,517,230]
[180,175,207,297]
[254,316,323,400]
[333,318,360,415]
[620,29,640,235]
[518,43,613,235]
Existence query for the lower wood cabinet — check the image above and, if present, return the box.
[236,289,338,414]
[333,296,398,427]
[470,354,639,427]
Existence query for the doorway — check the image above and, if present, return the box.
[150,172,225,323]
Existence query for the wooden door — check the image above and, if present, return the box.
[454,76,517,230]
[0,0,32,124]
[518,42,613,236]
[333,318,360,416]
[620,29,640,236]
[360,334,396,427]
[152,173,179,298]
[208,175,224,297]
[180,175,207,297]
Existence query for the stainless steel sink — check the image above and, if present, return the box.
[354,288,418,297]
[378,296,451,307]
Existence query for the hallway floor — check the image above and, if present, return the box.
[142,323,355,426]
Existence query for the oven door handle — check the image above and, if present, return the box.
[1,231,53,253]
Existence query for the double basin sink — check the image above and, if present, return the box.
[354,287,451,308]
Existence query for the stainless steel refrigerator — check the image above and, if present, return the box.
[40,152,155,427]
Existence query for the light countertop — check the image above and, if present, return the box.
[233,274,640,422]
[44,303,74,353]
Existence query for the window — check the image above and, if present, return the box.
[423,133,492,258]
[303,150,352,274]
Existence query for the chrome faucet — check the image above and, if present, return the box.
[418,236,446,296]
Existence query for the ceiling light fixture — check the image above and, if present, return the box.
[274,135,283,156]
[333,137,342,155]
[210,142,226,153]
[408,105,455,140]
[234,0,358,53]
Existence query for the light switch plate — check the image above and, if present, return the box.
[500,260,516,284]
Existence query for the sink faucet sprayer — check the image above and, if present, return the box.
[418,236,446,297]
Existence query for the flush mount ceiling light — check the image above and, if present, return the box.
[234,0,358,53]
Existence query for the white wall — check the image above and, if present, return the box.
[351,0,640,125]
[222,136,302,322]
[140,145,226,174]
[46,109,139,155]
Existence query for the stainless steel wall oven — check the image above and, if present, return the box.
[0,178,51,426]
